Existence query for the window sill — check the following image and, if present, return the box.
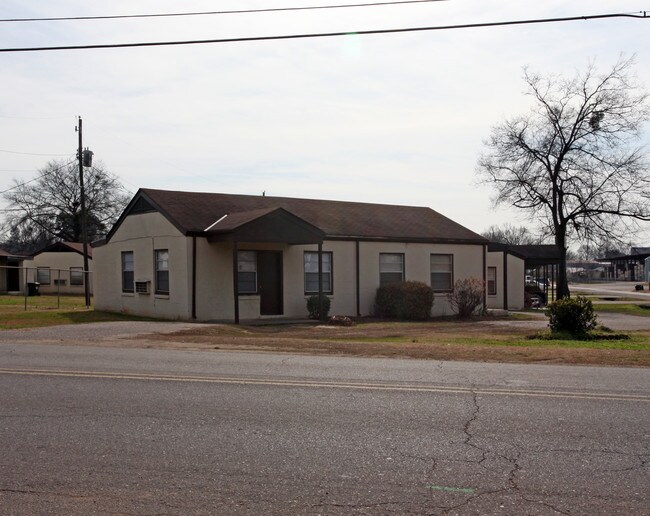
[122,292,135,297]
[155,293,170,299]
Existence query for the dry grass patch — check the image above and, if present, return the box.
[138,318,650,367]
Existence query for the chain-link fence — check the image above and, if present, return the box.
[0,265,93,310]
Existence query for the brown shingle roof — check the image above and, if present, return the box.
[32,241,92,258]
[132,188,486,244]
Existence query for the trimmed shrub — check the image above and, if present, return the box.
[374,281,434,321]
[447,278,485,318]
[307,294,331,320]
[545,296,597,335]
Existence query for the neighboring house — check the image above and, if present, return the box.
[93,188,493,322]
[29,241,93,295]
[486,243,526,310]
[0,249,28,293]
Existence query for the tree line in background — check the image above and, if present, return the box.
[0,159,130,255]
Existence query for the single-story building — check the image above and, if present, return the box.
[486,243,526,310]
[28,241,93,295]
[93,188,504,322]
[0,249,28,293]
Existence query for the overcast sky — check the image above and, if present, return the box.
[1,0,649,242]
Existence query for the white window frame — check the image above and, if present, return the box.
[430,254,454,292]
[487,266,497,296]
[155,249,169,295]
[304,251,333,294]
[379,253,405,286]
[237,251,257,294]
[36,267,51,285]
[121,251,134,293]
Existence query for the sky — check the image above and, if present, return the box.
[1,0,649,244]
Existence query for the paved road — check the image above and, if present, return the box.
[1,344,648,515]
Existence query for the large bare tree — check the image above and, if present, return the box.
[2,159,130,253]
[477,57,650,298]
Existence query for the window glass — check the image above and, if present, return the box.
[121,251,134,293]
[70,267,84,286]
[431,254,453,291]
[379,253,404,286]
[304,252,332,293]
[237,251,257,293]
[155,249,169,294]
[37,267,51,285]
[488,267,497,295]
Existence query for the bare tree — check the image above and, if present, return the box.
[2,159,131,252]
[477,57,650,298]
[481,223,542,245]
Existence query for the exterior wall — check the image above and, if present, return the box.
[97,221,487,321]
[486,251,525,310]
[194,240,357,321]
[507,253,525,310]
[29,251,94,295]
[93,212,191,319]
[357,241,485,317]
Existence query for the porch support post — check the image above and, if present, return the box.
[318,242,324,321]
[502,251,508,310]
[232,240,239,325]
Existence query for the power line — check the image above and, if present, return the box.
[0,148,70,157]
[0,159,76,196]
[0,1,448,23]
[0,12,646,53]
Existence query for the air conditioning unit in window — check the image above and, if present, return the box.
[135,281,151,294]
[54,279,67,286]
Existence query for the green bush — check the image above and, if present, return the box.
[545,296,597,335]
[447,278,485,318]
[307,294,331,320]
[374,281,433,321]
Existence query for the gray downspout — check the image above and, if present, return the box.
[503,251,508,310]
[355,240,360,317]
[232,241,239,324]
[191,236,197,319]
[318,242,324,321]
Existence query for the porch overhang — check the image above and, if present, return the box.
[203,207,325,245]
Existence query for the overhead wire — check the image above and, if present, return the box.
[0,158,77,196]
[0,1,448,23]
[0,12,646,53]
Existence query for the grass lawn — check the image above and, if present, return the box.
[592,303,650,317]
[0,294,150,329]
[1,295,648,366]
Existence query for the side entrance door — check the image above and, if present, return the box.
[257,251,283,315]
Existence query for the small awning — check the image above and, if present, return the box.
[203,207,325,245]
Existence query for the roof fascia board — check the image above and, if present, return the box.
[105,189,188,243]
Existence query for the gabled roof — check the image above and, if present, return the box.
[107,188,487,245]
[0,249,29,260]
[32,241,92,258]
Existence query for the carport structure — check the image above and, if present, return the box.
[597,250,650,282]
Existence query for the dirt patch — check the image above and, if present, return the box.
[133,319,650,367]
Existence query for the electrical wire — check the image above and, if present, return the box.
[0,12,646,53]
[0,159,76,196]
[0,149,70,157]
[0,1,448,23]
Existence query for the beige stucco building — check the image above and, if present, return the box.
[486,244,525,310]
[94,189,507,322]
[28,242,93,295]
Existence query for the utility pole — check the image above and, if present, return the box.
[77,116,91,307]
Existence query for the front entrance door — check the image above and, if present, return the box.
[7,261,20,291]
[258,251,283,315]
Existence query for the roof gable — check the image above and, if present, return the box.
[32,241,92,258]
[105,188,487,245]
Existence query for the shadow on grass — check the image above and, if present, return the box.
[0,310,156,330]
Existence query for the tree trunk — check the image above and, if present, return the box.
[555,228,570,300]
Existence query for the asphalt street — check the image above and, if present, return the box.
[1,344,649,515]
